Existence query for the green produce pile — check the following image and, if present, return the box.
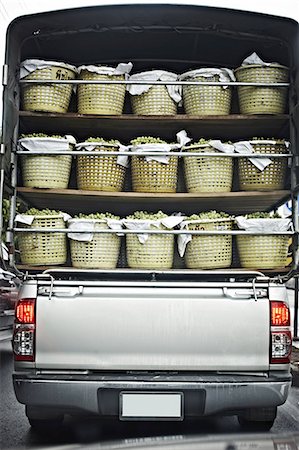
[130,137,167,145]
[246,212,281,219]
[85,137,120,145]
[187,211,231,221]
[126,210,168,220]
[187,138,210,146]
[74,212,120,220]
[23,208,63,216]
[20,133,63,139]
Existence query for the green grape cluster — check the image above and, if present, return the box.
[20,133,63,139]
[190,138,210,145]
[24,208,62,216]
[126,210,168,220]
[74,212,120,220]
[187,211,231,221]
[130,136,167,145]
[247,212,281,219]
[86,137,120,145]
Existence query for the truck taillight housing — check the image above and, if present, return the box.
[270,301,292,364]
[13,298,36,362]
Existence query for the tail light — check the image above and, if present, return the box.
[13,298,36,362]
[270,301,292,364]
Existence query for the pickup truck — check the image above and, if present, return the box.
[1,3,297,432]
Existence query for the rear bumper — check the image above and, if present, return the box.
[13,372,292,418]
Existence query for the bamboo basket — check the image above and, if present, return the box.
[181,72,232,115]
[76,143,126,191]
[183,143,233,192]
[131,145,178,193]
[125,222,174,269]
[183,218,233,269]
[234,64,289,114]
[21,62,76,113]
[18,215,67,265]
[21,139,73,189]
[77,70,126,115]
[69,219,121,269]
[237,235,289,269]
[238,139,288,191]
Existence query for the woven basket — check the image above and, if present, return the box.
[131,149,178,193]
[76,143,126,191]
[184,218,233,269]
[21,139,72,189]
[234,64,289,115]
[77,70,126,115]
[237,235,289,269]
[18,215,67,265]
[69,220,121,269]
[238,139,288,191]
[131,85,177,115]
[183,144,233,192]
[181,73,232,115]
[21,64,76,113]
[125,223,174,269]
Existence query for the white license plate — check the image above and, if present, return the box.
[120,392,183,420]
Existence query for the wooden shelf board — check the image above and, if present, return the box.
[17,187,291,216]
[19,111,290,140]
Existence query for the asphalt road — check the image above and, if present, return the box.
[1,339,299,450]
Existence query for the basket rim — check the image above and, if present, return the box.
[75,141,121,149]
[25,214,65,220]
[234,63,289,73]
[183,217,234,225]
[68,218,114,224]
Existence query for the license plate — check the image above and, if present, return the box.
[120,392,183,420]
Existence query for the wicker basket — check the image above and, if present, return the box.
[131,85,177,115]
[238,139,288,191]
[76,142,126,191]
[69,219,121,269]
[180,71,232,115]
[183,218,233,269]
[183,144,233,192]
[131,145,178,193]
[234,64,289,115]
[20,138,73,189]
[125,222,174,269]
[77,70,126,115]
[21,62,76,114]
[237,235,289,269]
[18,215,67,265]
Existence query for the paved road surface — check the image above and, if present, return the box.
[1,339,299,449]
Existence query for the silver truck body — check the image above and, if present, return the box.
[1,3,298,428]
[13,271,291,421]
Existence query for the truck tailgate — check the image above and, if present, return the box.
[36,284,270,371]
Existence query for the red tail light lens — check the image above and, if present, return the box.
[271,301,290,326]
[16,298,35,324]
[13,298,36,362]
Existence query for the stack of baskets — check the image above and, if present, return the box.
[17,212,67,266]
[179,68,234,115]
[130,139,178,193]
[234,63,289,115]
[238,139,288,191]
[236,216,291,269]
[19,135,74,189]
[76,139,127,192]
[183,141,233,192]
[68,216,121,269]
[128,70,180,116]
[123,212,176,269]
[181,215,234,269]
[20,59,77,114]
[77,63,132,115]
